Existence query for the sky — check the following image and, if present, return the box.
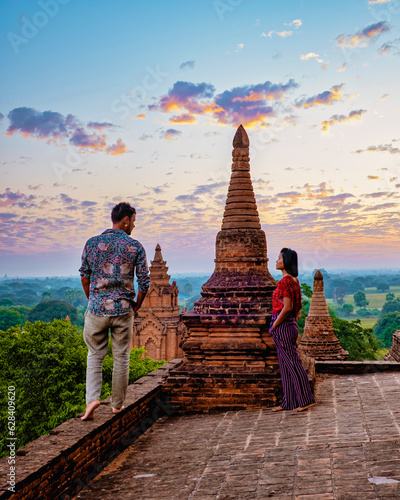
[1,0,400,277]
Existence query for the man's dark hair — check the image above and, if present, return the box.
[281,247,298,277]
[111,202,136,223]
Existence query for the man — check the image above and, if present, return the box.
[79,202,150,420]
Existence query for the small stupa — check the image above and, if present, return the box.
[131,244,186,361]
[163,125,281,413]
[299,270,348,360]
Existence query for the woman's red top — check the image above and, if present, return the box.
[272,275,302,317]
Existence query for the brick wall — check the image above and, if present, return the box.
[0,360,180,500]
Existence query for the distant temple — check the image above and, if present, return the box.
[131,244,186,361]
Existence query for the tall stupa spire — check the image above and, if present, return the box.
[163,125,281,414]
[222,125,261,230]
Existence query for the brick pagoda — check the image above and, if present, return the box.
[299,270,348,360]
[163,125,282,413]
[131,244,186,361]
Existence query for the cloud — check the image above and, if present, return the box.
[262,30,293,38]
[81,201,97,207]
[149,81,216,114]
[175,194,200,203]
[170,113,197,124]
[236,43,244,52]
[135,113,146,119]
[193,181,228,196]
[6,107,69,141]
[367,175,380,180]
[378,38,400,55]
[355,143,400,154]
[5,107,129,154]
[213,80,298,127]
[150,79,299,128]
[59,193,77,205]
[300,52,322,62]
[321,109,367,132]
[364,203,397,211]
[336,21,390,48]
[0,189,36,207]
[179,60,195,71]
[0,213,17,221]
[0,113,4,122]
[368,0,393,4]
[69,127,106,149]
[160,129,182,141]
[87,122,114,129]
[139,134,153,140]
[285,19,302,28]
[106,138,130,155]
[338,63,347,72]
[296,84,344,109]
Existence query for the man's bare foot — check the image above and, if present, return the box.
[272,406,284,412]
[81,400,100,421]
[293,402,316,413]
[112,405,125,414]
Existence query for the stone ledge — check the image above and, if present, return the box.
[315,360,400,374]
[0,359,180,500]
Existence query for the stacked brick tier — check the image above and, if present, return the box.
[299,270,348,360]
[164,125,281,412]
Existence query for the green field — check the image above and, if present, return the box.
[358,318,378,329]
[327,287,400,310]
[325,287,400,326]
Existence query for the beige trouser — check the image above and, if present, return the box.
[83,310,134,409]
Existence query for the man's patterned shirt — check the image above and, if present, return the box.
[79,229,150,317]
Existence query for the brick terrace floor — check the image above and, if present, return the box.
[74,373,400,500]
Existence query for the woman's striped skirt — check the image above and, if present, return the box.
[270,313,315,410]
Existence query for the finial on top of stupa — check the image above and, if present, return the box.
[154,243,163,261]
[233,124,250,148]
[314,270,323,280]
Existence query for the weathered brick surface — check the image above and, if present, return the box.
[385,330,400,362]
[0,360,180,500]
[72,373,400,499]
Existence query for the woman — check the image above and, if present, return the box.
[269,248,316,412]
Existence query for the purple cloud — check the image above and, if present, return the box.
[336,21,390,48]
[296,84,344,108]
[7,107,69,141]
[160,129,182,141]
[179,60,195,71]
[5,107,129,154]
[149,79,298,127]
